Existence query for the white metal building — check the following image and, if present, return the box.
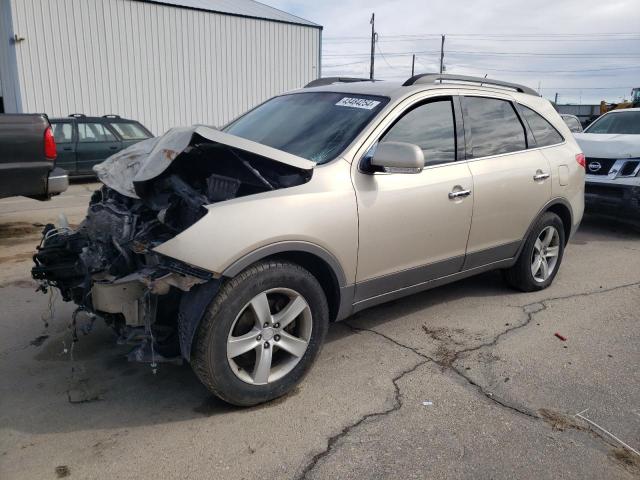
[0,0,321,134]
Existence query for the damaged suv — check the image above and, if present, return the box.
[32,74,584,406]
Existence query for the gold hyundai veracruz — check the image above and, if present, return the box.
[33,74,585,406]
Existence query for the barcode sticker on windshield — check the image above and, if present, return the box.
[335,97,381,110]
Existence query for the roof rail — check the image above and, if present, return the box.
[403,73,539,96]
[102,114,121,118]
[68,113,86,118]
[304,77,376,88]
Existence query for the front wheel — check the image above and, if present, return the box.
[503,212,565,292]
[191,261,329,406]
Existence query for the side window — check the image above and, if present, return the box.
[381,99,456,166]
[464,97,526,158]
[110,122,151,140]
[521,106,564,146]
[78,122,117,143]
[52,122,73,144]
[566,117,582,132]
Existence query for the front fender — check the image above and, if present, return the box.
[153,159,358,285]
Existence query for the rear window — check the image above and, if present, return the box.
[52,122,73,143]
[224,92,388,164]
[585,111,640,135]
[464,97,526,158]
[521,106,564,146]
[110,122,150,140]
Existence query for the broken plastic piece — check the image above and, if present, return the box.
[422,401,433,406]
[554,332,567,341]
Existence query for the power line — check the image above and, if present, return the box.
[322,50,640,58]
[323,33,640,41]
[452,64,640,73]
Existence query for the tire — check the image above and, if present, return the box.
[191,260,329,406]
[503,212,566,292]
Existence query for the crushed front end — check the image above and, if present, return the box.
[31,126,313,361]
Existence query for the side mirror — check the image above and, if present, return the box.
[370,141,424,173]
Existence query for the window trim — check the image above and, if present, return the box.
[358,95,464,174]
[460,95,530,160]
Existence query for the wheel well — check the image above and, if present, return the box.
[268,251,341,321]
[546,202,572,244]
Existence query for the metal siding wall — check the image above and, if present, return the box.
[0,0,22,111]
[9,0,320,134]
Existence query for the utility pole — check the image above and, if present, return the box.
[411,54,415,76]
[554,92,558,104]
[439,34,445,74]
[369,13,376,80]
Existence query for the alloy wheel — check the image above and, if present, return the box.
[227,288,313,385]
[531,225,560,283]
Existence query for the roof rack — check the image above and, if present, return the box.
[68,113,86,118]
[304,77,376,88]
[102,114,121,118]
[403,73,539,96]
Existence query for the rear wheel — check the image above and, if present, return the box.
[191,261,329,406]
[503,212,565,292]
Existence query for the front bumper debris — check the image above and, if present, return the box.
[31,126,314,361]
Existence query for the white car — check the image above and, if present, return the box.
[574,108,640,223]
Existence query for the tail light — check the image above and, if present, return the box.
[575,153,585,169]
[44,126,57,160]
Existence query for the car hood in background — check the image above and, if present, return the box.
[94,126,315,199]
[574,133,640,159]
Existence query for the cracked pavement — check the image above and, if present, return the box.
[1,187,639,479]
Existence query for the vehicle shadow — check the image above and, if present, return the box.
[573,214,640,244]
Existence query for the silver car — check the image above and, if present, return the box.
[32,74,585,406]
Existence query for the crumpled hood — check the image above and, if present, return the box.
[94,125,315,198]
[574,133,640,159]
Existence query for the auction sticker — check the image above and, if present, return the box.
[335,97,381,110]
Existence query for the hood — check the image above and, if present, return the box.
[94,126,315,198]
[574,133,640,159]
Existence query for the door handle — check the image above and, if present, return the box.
[62,147,72,151]
[109,146,119,150]
[533,171,550,181]
[448,189,471,200]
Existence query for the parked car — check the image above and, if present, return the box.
[32,74,585,406]
[50,114,153,176]
[560,114,583,133]
[574,108,640,223]
[0,114,68,200]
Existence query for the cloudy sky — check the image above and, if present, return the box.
[263,0,640,104]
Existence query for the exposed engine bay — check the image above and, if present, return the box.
[31,127,313,361]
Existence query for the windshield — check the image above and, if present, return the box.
[585,111,640,134]
[224,92,389,164]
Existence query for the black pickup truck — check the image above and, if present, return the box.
[0,114,69,200]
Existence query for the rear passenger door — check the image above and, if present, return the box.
[461,94,552,269]
[51,121,76,173]
[75,122,122,173]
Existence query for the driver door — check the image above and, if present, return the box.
[352,95,473,304]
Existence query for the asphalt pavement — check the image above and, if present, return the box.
[0,185,638,479]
